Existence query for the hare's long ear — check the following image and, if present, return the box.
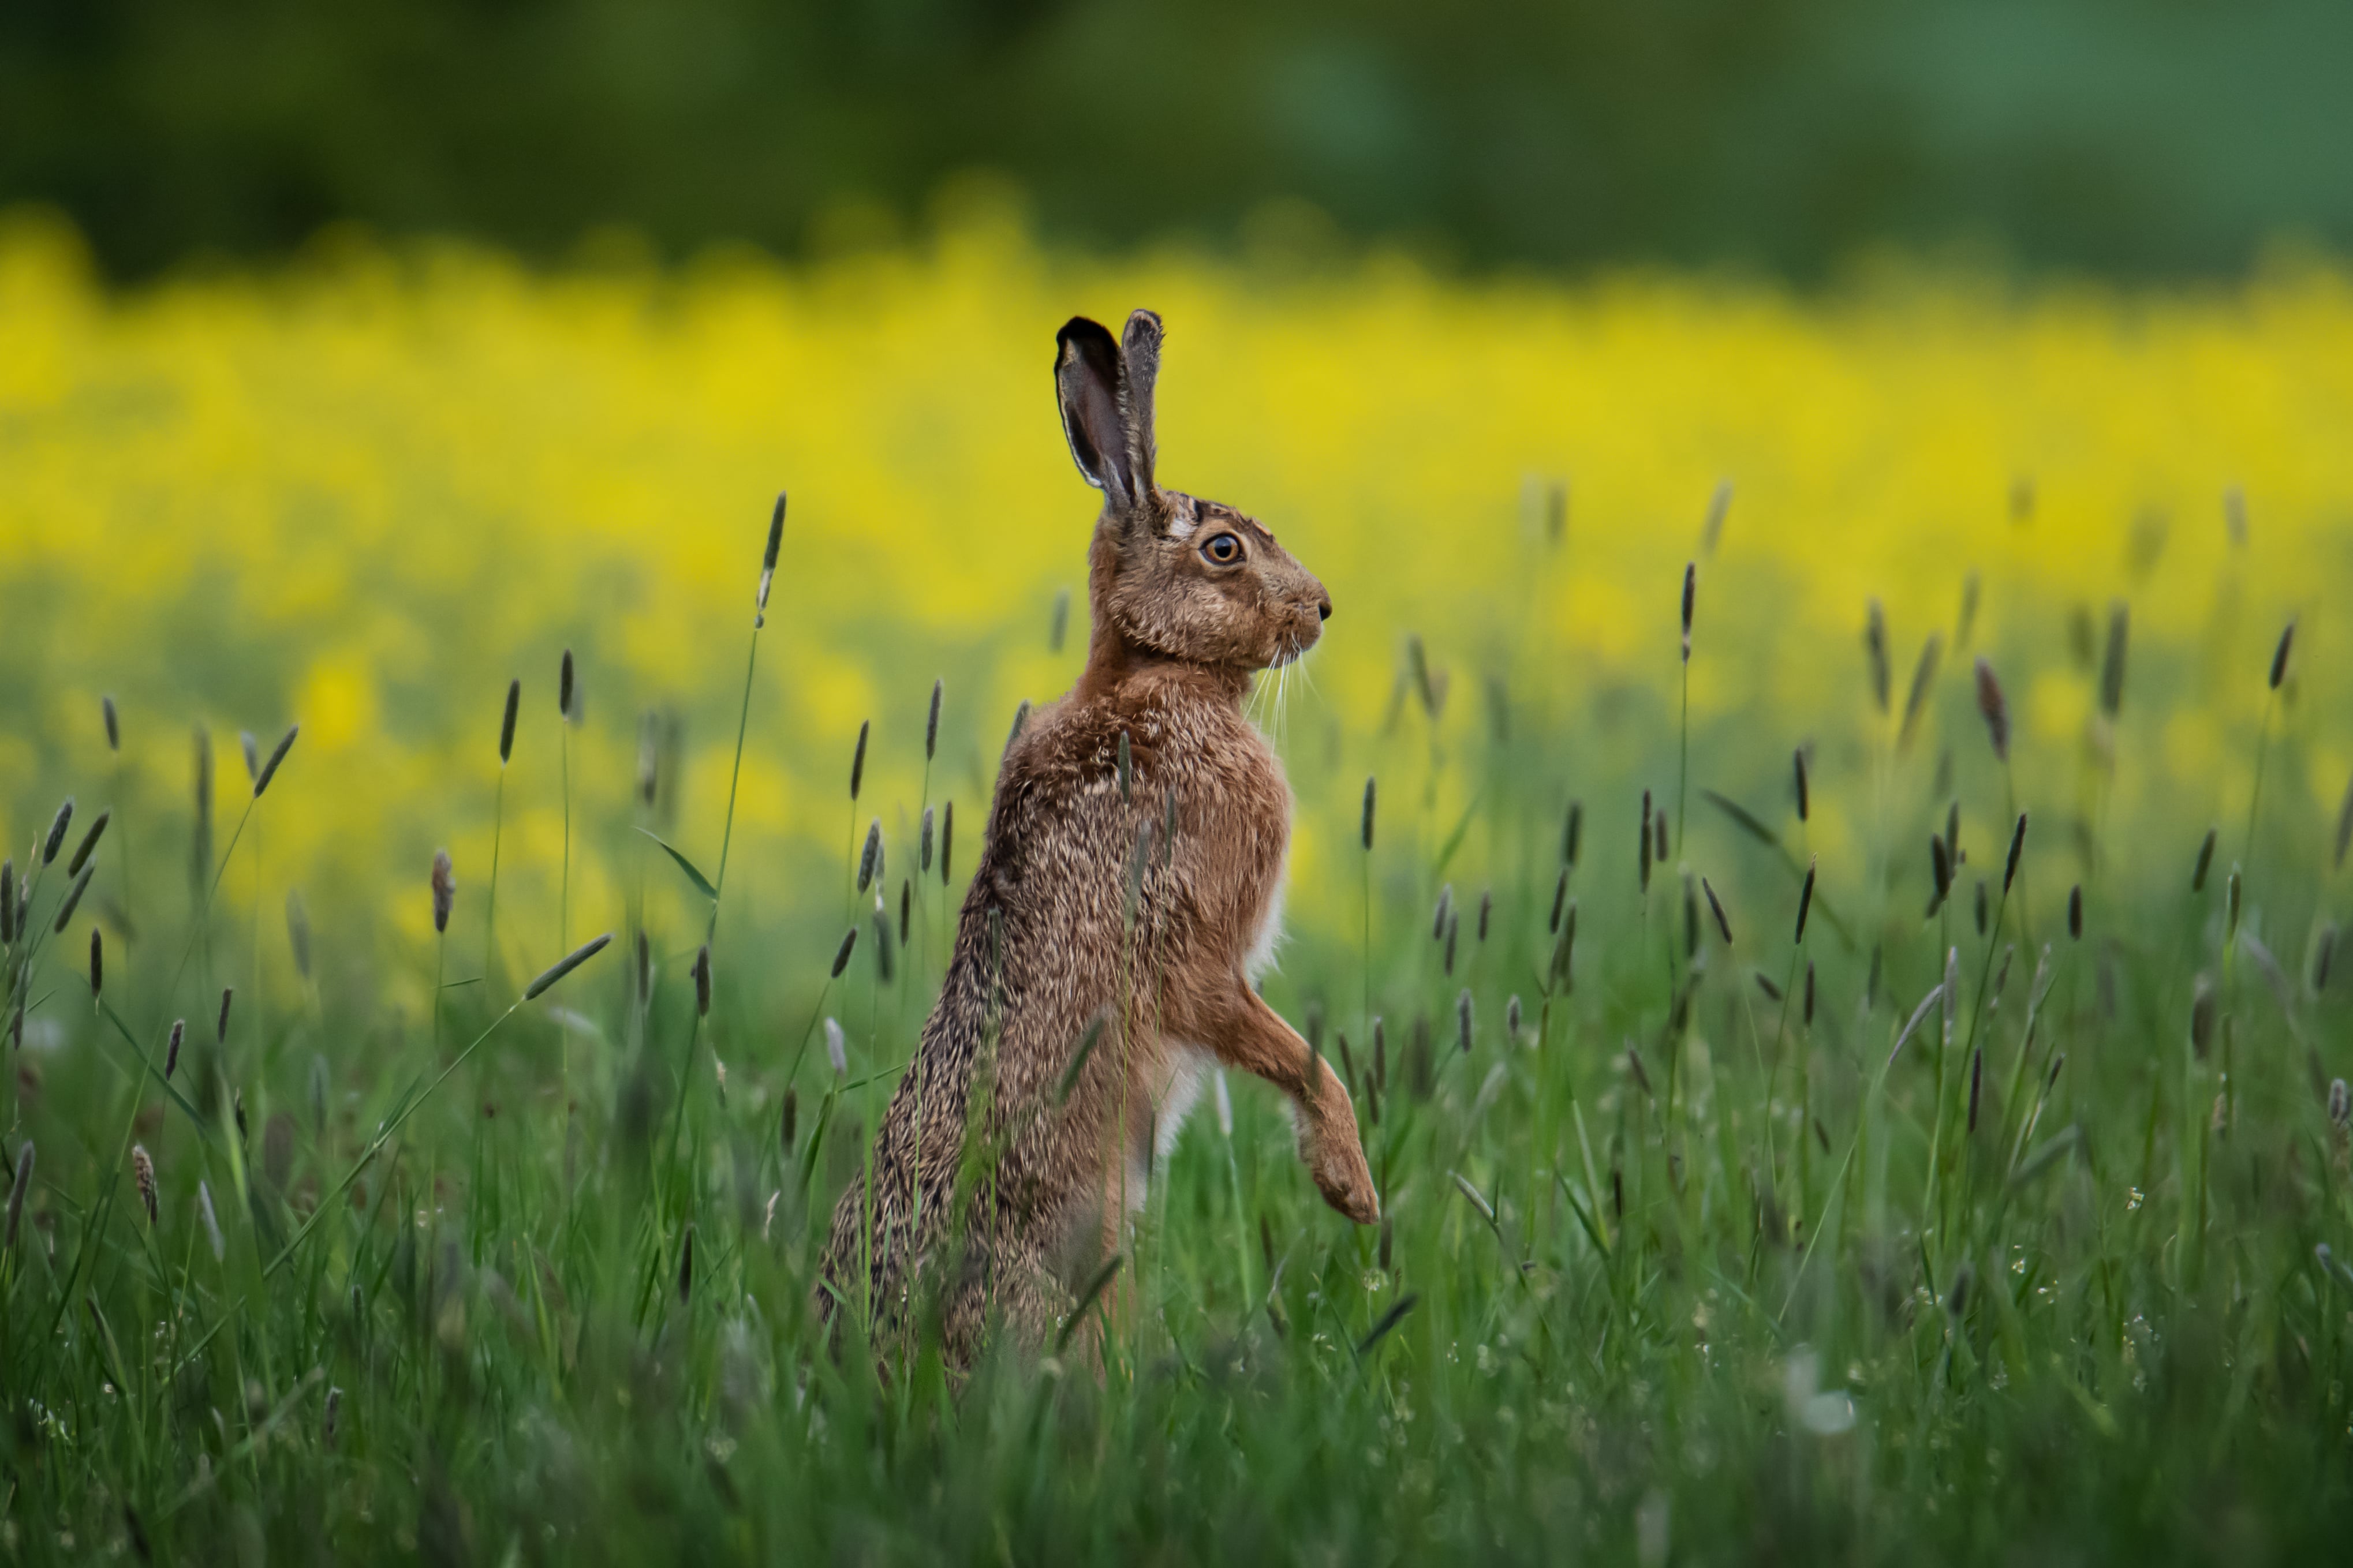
[1117,309,1162,502]
[1056,316,1134,509]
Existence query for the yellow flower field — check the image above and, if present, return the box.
[3,203,2349,1002]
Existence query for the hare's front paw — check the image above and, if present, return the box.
[1304,1109,1380,1225]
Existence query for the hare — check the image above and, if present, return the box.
[817,309,1378,1365]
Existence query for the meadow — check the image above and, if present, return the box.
[4,203,2353,1561]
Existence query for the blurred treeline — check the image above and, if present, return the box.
[6,0,2348,281]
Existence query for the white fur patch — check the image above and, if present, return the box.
[1156,1044,1214,1162]
[1245,870,1288,982]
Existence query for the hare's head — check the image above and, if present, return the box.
[1056,311,1331,673]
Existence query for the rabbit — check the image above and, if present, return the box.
[817,309,1379,1365]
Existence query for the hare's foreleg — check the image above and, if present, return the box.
[1203,982,1379,1223]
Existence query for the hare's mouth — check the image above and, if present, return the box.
[1268,625,1319,669]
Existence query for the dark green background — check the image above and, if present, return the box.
[6,0,2347,280]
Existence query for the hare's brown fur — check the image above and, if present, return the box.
[817,310,1377,1365]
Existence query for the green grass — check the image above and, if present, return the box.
[4,549,2352,1566]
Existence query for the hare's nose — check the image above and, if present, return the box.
[1316,596,1332,622]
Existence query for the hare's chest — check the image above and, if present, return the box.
[1206,747,1295,981]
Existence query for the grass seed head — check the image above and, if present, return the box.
[1550,901,1578,993]
[1549,866,1568,934]
[830,925,858,979]
[1702,877,1734,946]
[757,492,786,616]
[2193,826,2217,892]
[693,944,711,1017]
[559,649,575,720]
[1680,561,1695,662]
[1361,776,1377,851]
[920,805,935,871]
[102,694,119,751]
[1803,960,1816,1026]
[1899,634,1943,751]
[850,718,870,801]
[899,879,910,945]
[41,797,73,865]
[1655,809,1669,865]
[1477,887,1492,942]
[522,933,611,1001]
[858,818,882,893]
[1974,878,1988,936]
[1973,657,2010,762]
[678,1223,694,1304]
[2270,619,2295,690]
[1682,874,1699,959]
[53,865,94,933]
[1442,911,1458,974]
[1793,749,1810,822]
[2334,773,2353,871]
[1432,883,1452,941]
[432,850,455,933]
[500,679,521,764]
[2004,812,2027,896]
[1639,790,1654,892]
[2100,602,2130,717]
[67,810,109,875]
[2068,884,2083,940]
[637,712,659,807]
[926,678,942,761]
[872,894,897,984]
[2227,865,2242,937]
[285,890,311,979]
[1564,799,1583,867]
[1506,994,1522,1038]
[2190,972,2218,1057]
[1795,858,1816,945]
[780,1086,797,1152]
[253,725,297,796]
[940,800,955,885]
[1865,600,1891,714]
[166,1019,184,1080]
[1967,1047,1983,1134]
[2329,1079,2350,1129]
[88,926,102,996]
[132,1144,156,1224]
[824,1017,847,1077]
[1456,989,1474,1053]
[1700,478,1733,552]
[218,986,234,1044]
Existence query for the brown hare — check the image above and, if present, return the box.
[817,309,1378,1365]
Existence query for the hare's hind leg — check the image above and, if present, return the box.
[939,1232,1071,1365]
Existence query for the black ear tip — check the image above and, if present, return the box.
[1056,316,1116,361]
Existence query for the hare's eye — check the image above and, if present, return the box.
[1202,533,1242,565]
